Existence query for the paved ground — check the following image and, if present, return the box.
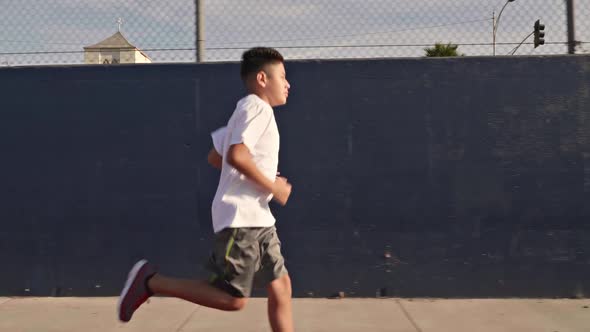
[0,297,588,332]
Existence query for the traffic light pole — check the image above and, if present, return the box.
[508,31,534,55]
[566,0,576,54]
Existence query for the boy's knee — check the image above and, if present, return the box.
[282,275,292,296]
[225,297,247,311]
[270,274,292,298]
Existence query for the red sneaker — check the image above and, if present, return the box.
[117,259,157,322]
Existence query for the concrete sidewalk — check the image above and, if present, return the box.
[0,297,588,332]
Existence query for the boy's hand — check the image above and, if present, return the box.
[272,176,292,206]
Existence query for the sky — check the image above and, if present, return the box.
[0,0,588,66]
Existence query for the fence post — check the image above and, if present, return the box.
[566,0,576,54]
[196,0,205,62]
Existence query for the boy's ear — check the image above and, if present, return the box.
[256,70,267,87]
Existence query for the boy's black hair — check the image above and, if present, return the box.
[240,47,284,81]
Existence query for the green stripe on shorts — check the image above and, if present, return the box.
[225,228,238,259]
[223,228,238,276]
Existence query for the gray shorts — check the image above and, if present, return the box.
[206,226,288,298]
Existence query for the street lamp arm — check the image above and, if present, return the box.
[494,0,513,36]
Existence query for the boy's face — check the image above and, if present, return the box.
[261,62,290,107]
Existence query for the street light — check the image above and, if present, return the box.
[493,0,516,56]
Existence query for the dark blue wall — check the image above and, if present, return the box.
[1,56,589,298]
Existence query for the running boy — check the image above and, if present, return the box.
[117,47,294,332]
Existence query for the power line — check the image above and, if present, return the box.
[0,41,580,56]
[0,48,190,56]
[0,39,89,46]
[208,41,573,51]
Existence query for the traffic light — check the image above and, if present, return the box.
[534,19,545,48]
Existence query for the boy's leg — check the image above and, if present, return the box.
[256,226,293,332]
[148,274,247,311]
[119,228,256,322]
[267,274,293,332]
[118,260,247,322]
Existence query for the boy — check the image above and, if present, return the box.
[117,47,294,332]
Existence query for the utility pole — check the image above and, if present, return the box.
[566,0,576,54]
[492,11,496,56]
[196,0,205,62]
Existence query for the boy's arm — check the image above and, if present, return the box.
[207,148,223,170]
[208,126,226,170]
[227,143,291,206]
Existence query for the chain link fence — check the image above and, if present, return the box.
[1,0,588,66]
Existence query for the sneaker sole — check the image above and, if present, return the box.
[117,259,148,322]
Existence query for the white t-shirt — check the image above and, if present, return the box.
[210,94,280,233]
